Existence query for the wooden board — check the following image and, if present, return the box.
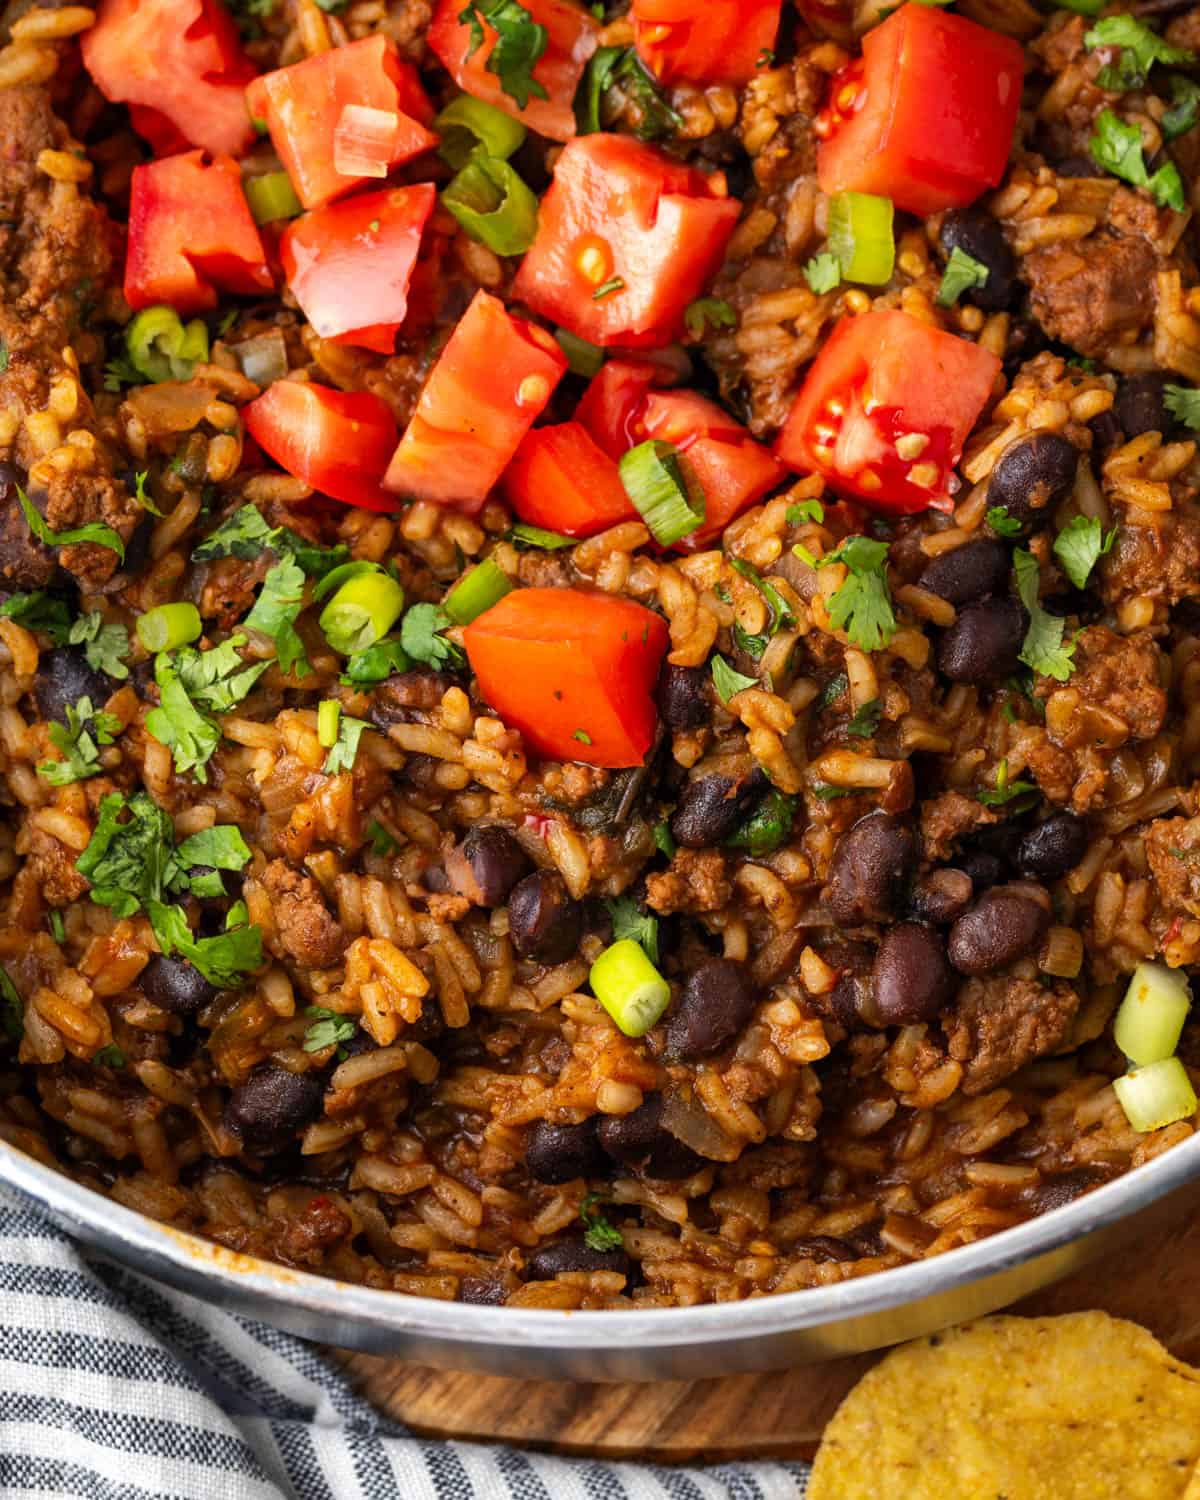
[332,1207,1200,1462]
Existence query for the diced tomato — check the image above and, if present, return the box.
[384,290,566,513]
[427,0,598,144]
[280,185,436,355]
[245,36,437,211]
[511,135,740,348]
[641,390,785,548]
[816,5,1023,216]
[575,359,672,460]
[463,588,668,767]
[82,0,256,157]
[504,422,636,537]
[243,381,398,512]
[632,0,781,85]
[775,309,1000,514]
[124,151,272,315]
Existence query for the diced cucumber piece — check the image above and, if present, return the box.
[1113,961,1192,1066]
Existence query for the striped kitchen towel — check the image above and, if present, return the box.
[0,1192,810,1499]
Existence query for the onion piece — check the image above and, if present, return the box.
[235,330,288,389]
[333,104,401,179]
[660,1087,741,1162]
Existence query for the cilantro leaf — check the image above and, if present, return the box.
[0,966,22,1043]
[92,1043,126,1069]
[711,654,757,703]
[804,253,841,294]
[146,653,222,782]
[786,499,825,526]
[174,825,252,876]
[1164,383,1200,430]
[729,557,796,634]
[366,819,399,856]
[172,634,269,713]
[131,471,163,517]
[323,714,368,775]
[1052,514,1117,589]
[606,893,658,963]
[579,1192,623,1252]
[1163,74,1200,140]
[0,591,71,643]
[576,44,680,139]
[685,298,736,338]
[817,536,896,652]
[68,611,130,680]
[732,622,768,660]
[724,788,795,856]
[458,0,548,109]
[1014,548,1076,682]
[1089,108,1186,210]
[845,698,883,738]
[811,782,856,800]
[103,351,145,392]
[191,504,348,577]
[1084,14,1193,91]
[987,505,1024,537]
[38,696,120,786]
[303,1005,357,1054]
[148,899,262,989]
[935,246,990,308]
[76,792,180,917]
[244,555,309,676]
[18,484,124,561]
[400,602,466,669]
[977,757,1039,807]
[817,671,849,709]
[341,638,411,685]
[653,820,676,858]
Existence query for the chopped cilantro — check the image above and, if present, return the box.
[458,0,548,109]
[18,484,124,562]
[814,535,896,653]
[400,602,466,669]
[786,499,825,526]
[1052,514,1117,589]
[1084,14,1193,91]
[1162,74,1200,140]
[174,825,252,877]
[685,298,736,338]
[131,471,163,517]
[987,505,1024,538]
[817,671,849,709]
[732,622,768,660]
[68,611,130,680]
[1089,108,1185,210]
[148,899,263,989]
[366,819,400,857]
[935,246,990,308]
[1014,548,1075,682]
[977,757,1039,808]
[37,697,120,786]
[579,1191,624,1251]
[92,1044,126,1069]
[0,591,71,643]
[103,351,145,392]
[341,638,411,685]
[729,557,795,634]
[303,1006,357,1054]
[1164,383,1200,430]
[191,504,348,577]
[76,792,179,917]
[576,44,681,139]
[146,653,221,781]
[171,634,269,713]
[244,555,309,676]
[606,893,659,963]
[323,714,368,775]
[811,782,856,800]
[804,253,842,294]
[711,654,757,703]
[845,698,883,738]
[653,820,676,858]
[725,788,796,856]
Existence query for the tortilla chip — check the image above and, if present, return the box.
[809,1313,1200,1499]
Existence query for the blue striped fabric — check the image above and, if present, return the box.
[0,1194,810,1499]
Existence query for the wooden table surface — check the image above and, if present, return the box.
[332,1206,1200,1463]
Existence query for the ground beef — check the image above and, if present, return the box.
[1145,817,1200,924]
[197,554,272,631]
[274,1195,352,1267]
[645,849,732,915]
[0,489,57,589]
[29,829,89,907]
[1042,627,1166,742]
[260,860,346,970]
[920,791,999,863]
[943,974,1080,1095]
[1023,231,1159,359]
[1099,504,1200,610]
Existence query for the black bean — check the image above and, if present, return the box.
[446,825,532,908]
[670,767,766,849]
[936,597,1025,685]
[666,956,757,1060]
[825,972,874,1029]
[909,868,974,925]
[1055,154,1102,177]
[658,662,710,731]
[1027,1167,1112,1215]
[507,870,583,964]
[871,923,956,1026]
[120,516,152,577]
[34,646,112,724]
[961,849,1008,893]
[225,1066,326,1154]
[918,539,1010,606]
[1089,408,1122,462]
[826,812,915,927]
[1016,812,1088,881]
[1115,372,1179,440]
[986,432,1079,531]
[939,209,1017,312]
[791,1235,859,1263]
[596,1093,704,1180]
[459,1276,509,1305]
[948,884,1051,975]
[139,954,217,1016]
[525,1118,607,1183]
[526,1236,630,1280]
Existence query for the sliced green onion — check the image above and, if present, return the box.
[318,572,405,656]
[317,699,340,748]
[434,94,527,172]
[243,171,303,225]
[1114,961,1192,1065]
[1113,1056,1198,1134]
[443,557,512,625]
[827,191,895,286]
[136,602,202,653]
[618,440,704,546]
[125,307,210,384]
[589,938,671,1038]
[441,155,539,257]
[555,328,605,378]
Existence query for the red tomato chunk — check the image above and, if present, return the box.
[244,382,398,512]
[816,4,1024,216]
[246,35,437,211]
[124,151,272,316]
[504,422,636,538]
[775,309,1001,514]
[384,290,566,513]
[632,0,781,86]
[575,359,673,461]
[81,0,256,158]
[281,185,436,355]
[512,135,740,349]
[428,0,599,144]
[464,589,669,767]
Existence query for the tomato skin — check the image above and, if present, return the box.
[816,5,1023,216]
[427,0,598,144]
[512,135,740,349]
[243,381,398,512]
[280,185,435,355]
[504,422,637,537]
[632,0,781,85]
[775,309,1001,514]
[124,151,272,315]
[463,589,669,767]
[81,0,256,157]
[383,290,567,513]
[245,36,437,211]
[575,359,671,460]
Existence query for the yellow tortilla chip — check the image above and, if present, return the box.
[809,1313,1200,1500]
